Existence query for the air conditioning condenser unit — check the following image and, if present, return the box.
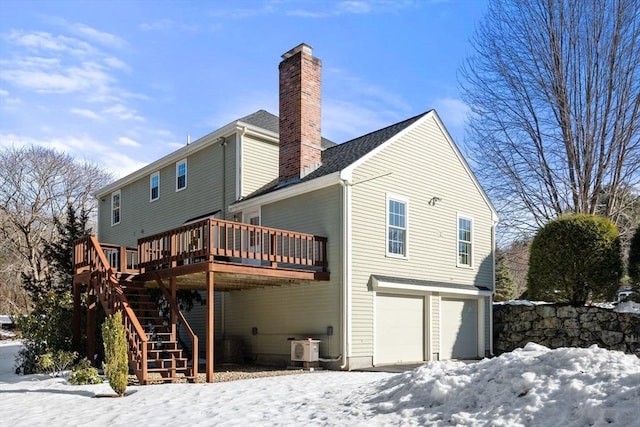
[291,339,320,362]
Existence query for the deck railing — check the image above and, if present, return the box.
[137,218,328,273]
[74,237,138,273]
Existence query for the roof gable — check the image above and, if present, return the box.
[240,111,430,200]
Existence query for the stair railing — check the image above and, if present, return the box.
[79,235,149,382]
[154,276,199,378]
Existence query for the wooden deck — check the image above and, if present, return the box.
[72,218,329,384]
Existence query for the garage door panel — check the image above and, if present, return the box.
[375,294,424,364]
[441,298,478,359]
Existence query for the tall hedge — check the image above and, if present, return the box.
[528,214,622,306]
[629,224,640,285]
[102,311,128,396]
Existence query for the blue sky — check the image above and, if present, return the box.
[0,0,488,178]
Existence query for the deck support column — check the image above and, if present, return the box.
[206,270,215,383]
[170,276,177,340]
[72,281,81,354]
[87,283,96,366]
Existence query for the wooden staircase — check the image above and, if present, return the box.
[122,282,195,383]
[74,235,198,385]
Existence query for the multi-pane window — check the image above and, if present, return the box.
[387,197,407,257]
[458,216,473,266]
[150,172,160,201]
[111,190,121,226]
[176,159,187,191]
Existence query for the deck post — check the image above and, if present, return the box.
[206,270,215,382]
[72,281,81,353]
[170,276,177,340]
[87,284,96,366]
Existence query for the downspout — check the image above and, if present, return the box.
[220,135,227,338]
[490,221,497,356]
[339,176,352,369]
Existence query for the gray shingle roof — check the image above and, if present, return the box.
[238,110,430,200]
[239,110,336,149]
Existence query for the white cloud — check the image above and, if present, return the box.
[103,104,145,121]
[0,132,147,178]
[70,108,100,120]
[432,97,469,127]
[117,136,141,147]
[337,1,372,14]
[0,88,8,96]
[5,30,93,56]
[322,99,401,143]
[140,19,202,32]
[0,58,114,94]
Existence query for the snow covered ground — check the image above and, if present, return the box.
[1,339,639,426]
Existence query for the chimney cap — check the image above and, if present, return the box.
[282,43,313,59]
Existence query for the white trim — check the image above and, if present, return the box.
[235,129,243,201]
[340,180,353,368]
[437,296,442,360]
[110,190,121,226]
[477,299,485,357]
[371,277,492,297]
[149,171,160,202]
[371,290,377,366]
[229,171,342,212]
[456,213,474,268]
[385,193,409,259]
[425,293,432,361]
[242,207,261,224]
[176,159,187,192]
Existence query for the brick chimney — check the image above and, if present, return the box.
[279,43,322,182]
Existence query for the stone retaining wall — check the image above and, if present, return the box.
[493,304,640,357]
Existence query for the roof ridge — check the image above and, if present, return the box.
[326,110,431,150]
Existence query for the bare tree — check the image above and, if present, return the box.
[0,145,112,312]
[461,0,640,237]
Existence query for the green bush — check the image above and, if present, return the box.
[494,248,516,302]
[528,214,622,306]
[37,350,77,377]
[15,291,74,374]
[69,359,103,385]
[629,224,640,285]
[102,311,129,396]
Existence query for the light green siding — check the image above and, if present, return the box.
[241,135,279,197]
[350,114,495,358]
[98,137,238,247]
[223,185,343,361]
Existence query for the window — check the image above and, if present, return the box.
[111,190,121,226]
[150,172,160,201]
[176,159,187,191]
[458,215,473,267]
[387,195,408,257]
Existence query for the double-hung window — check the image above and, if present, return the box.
[387,194,408,257]
[457,215,473,267]
[176,159,187,191]
[111,190,121,226]
[150,172,160,201]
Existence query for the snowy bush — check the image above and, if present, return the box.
[69,359,102,385]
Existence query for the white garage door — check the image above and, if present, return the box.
[375,294,424,364]
[441,298,478,359]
